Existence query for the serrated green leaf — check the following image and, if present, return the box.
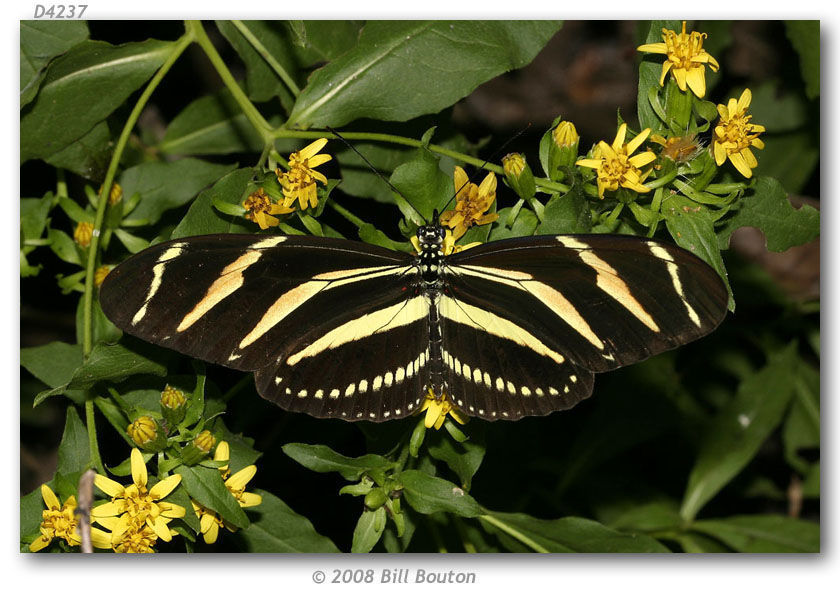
[691,515,819,552]
[44,120,113,181]
[20,20,89,106]
[397,470,482,517]
[174,465,249,529]
[481,512,670,553]
[785,21,820,99]
[285,20,363,66]
[488,206,538,241]
[21,341,84,390]
[67,340,168,390]
[236,489,339,552]
[282,443,395,481]
[171,168,256,238]
[21,39,174,162]
[427,426,485,491]
[290,20,561,128]
[390,148,453,223]
[717,177,819,252]
[159,89,266,156]
[56,406,90,477]
[534,179,591,234]
[351,508,386,553]
[680,343,798,522]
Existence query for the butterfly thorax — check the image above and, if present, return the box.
[415,224,446,288]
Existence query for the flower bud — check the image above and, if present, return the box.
[74,222,94,248]
[160,384,187,425]
[99,182,123,206]
[94,265,112,287]
[547,120,580,178]
[364,487,387,511]
[181,430,217,465]
[502,153,536,200]
[127,416,166,452]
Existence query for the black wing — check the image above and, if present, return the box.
[100,234,429,421]
[438,234,728,420]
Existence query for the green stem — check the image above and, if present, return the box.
[328,200,365,229]
[270,127,571,195]
[86,398,106,474]
[478,514,549,553]
[231,20,300,96]
[188,20,273,141]
[82,31,194,357]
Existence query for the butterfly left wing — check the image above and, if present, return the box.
[100,234,430,421]
[438,234,728,420]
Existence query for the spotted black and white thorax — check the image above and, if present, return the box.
[100,229,728,423]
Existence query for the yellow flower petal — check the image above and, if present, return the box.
[214,441,230,462]
[157,501,187,519]
[149,517,173,542]
[729,152,753,178]
[628,151,657,168]
[685,66,706,98]
[637,41,668,53]
[94,474,126,498]
[90,527,113,549]
[300,137,329,158]
[130,448,148,488]
[612,123,628,149]
[91,500,125,518]
[737,88,752,112]
[741,147,758,169]
[238,492,263,508]
[659,61,673,87]
[306,154,332,169]
[40,484,60,510]
[713,142,727,166]
[29,535,51,552]
[672,67,687,91]
[149,474,181,500]
[227,465,257,491]
[575,158,602,169]
[424,400,443,428]
[625,128,651,155]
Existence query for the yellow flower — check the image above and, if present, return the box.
[111,522,160,553]
[191,442,261,544]
[576,124,657,199]
[243,187,294,230]
[712,88,765,178]
[440,167,499,240]
[73,221,94,248]
[99,182,123,206]
[649,132,702,164]
[29,484,111,552]
[276,138,332,211]
[194,430,217,454]
[637,21,720,98]
[92,448,186,550]
[418,388,468,430]
[127,416,158,448]
[93,265,111,287]
[160,384,186,411]
[552,120,579,148]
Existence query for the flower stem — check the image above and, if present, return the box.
[188,20,274,142]
[86,397,106,474]
[231,20,300,97]
[81,31,193,357]
[328,199,365,229]
[478,514,550,553]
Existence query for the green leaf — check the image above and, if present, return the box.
[20,483,51,547]
[21,39,174,163]
[285,20,363,65]
[717,177,819,253]
[174,464,249,530]
[119,159,236,225]
[605,500,682,534]
[488,206,538,241]
[237,489,340,552]
[290,21,562,127]
[160,478,201,534]
[636,21,680,131]
[283,443,395,481]
[20,20,89,107]
[48,228,82,266]
[397,470,482,517]
[661,194,733,310]
[67,340,168,390]
[751,130,819,195]
[481,512,670,553]
[216,21,296,109]
[20,341,84,390]
[44,120,113,181]
[534,179,591,234]
[171,168,256,238]
[56,406,90,477]
[351,508,386,553]
[21,194,53,241]
[159,89,265,156]
[783,360,820,473]
[691,515,819,552]
[680,343,799,522]
[390,147,453,223]
[427,426,485,491]
[785,21,820,99]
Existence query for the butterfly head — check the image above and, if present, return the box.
[416,223,446,253]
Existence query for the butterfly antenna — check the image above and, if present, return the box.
[325,126,412,205]
[439,123,533,216]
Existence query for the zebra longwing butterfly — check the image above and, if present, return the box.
[99,225,728,422]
